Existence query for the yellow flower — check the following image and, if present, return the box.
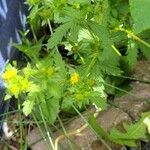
[2,69,17,80]
[10,84,20,98]
[20,78,31,92]
[70,73,79,85]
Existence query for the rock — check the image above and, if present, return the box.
[54,108,131,150]
[28,108,131,150]
[28,128,50,150]
[90,140,105,150]
[114,96,150,121]
[133,60,150,81]
[28,107,97,150]
[96,108,132,131]
[114,60,150,121]
[130,82,150,100]
[91,140,127,150]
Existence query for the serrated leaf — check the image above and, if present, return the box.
[28,5,39,22]
[70,24,81,42]
[47,22,73,49]
[87,20,120,67]
[109,120,147,146]
[87,20,111,48]
[53,51,67,77]
[54,6,84,24]
[99,61,123,76]
[14,38,43,59]
[129,0,150,33]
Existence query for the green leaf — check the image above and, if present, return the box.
[57,6,84,23]
[39,98,60,123]
[87,20,120,67]
[68,0,90,5]
[88,115,110,140]
[61,97,75,112]
[78,28,93,41]
[87,20,112,49]
[70,24,81,42]
[4,94,12,101]
[90,81,107,111]
[126,39,138,68]
[47,22,73,49]
[14,38,43,59]
[99,61,123,76]
[91,95,107,111]
[129,0,150,33]
[48,81,62,98]
[23,100,35,116]
[109,120,147,146]
[139,44,150,60]
[28,5,39,22]
[53,51,67,77]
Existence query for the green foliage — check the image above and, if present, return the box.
[88,112,150,147]
[14,38,43,60]
[2,0,150,136]
[48,22,73,49]
[129,0,150,33]
[109,112,150,146]
[126,39,138,68]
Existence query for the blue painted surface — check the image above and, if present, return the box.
[0,0,27,136]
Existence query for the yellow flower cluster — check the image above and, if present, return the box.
[70,72,80,85]
[1,67,31,98]
[2,68,17,80]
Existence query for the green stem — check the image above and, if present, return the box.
[84,21,98,43]
[111,44,122,56]
[103,82,139,98]
[31,25,38,42]
[38,105,54,150]
[32,113,51,149]
[77,52,85,64]
[47,19,59,53]
[85,52,98,77]
[115,75,150,84]
[116,28,150,48]
[18,98,23,150]
[58,116,75,150]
